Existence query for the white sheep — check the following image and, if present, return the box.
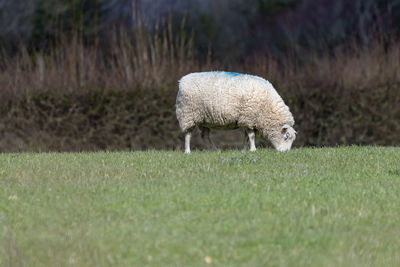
[176,71,296,153]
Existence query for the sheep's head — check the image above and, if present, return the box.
[269,124,297,152]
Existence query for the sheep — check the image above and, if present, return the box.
[176,71,296,153]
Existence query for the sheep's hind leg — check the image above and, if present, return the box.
[247,129,256,152]
[201,127,218,150]
[184,131,192,154]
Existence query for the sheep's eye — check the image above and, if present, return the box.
[284,132,290,140]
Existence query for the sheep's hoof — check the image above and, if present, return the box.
[184,150,191,154]
[250,148,256,152]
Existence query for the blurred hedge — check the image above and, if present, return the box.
[1,81,399,152]
[0,89,179,152]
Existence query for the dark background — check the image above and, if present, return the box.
[0,0,399,152]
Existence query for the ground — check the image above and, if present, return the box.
[1,147,400,266]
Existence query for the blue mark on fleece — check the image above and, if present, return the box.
[225,72,241,77]
[211,71,242,77]
[208,71,271,85]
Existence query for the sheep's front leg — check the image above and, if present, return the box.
[243,130,249,150]
[185,132,192,154]
[247,129,256,152]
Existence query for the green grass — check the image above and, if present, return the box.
[1,147,400,266]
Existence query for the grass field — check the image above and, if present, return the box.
[1,147,400,266]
